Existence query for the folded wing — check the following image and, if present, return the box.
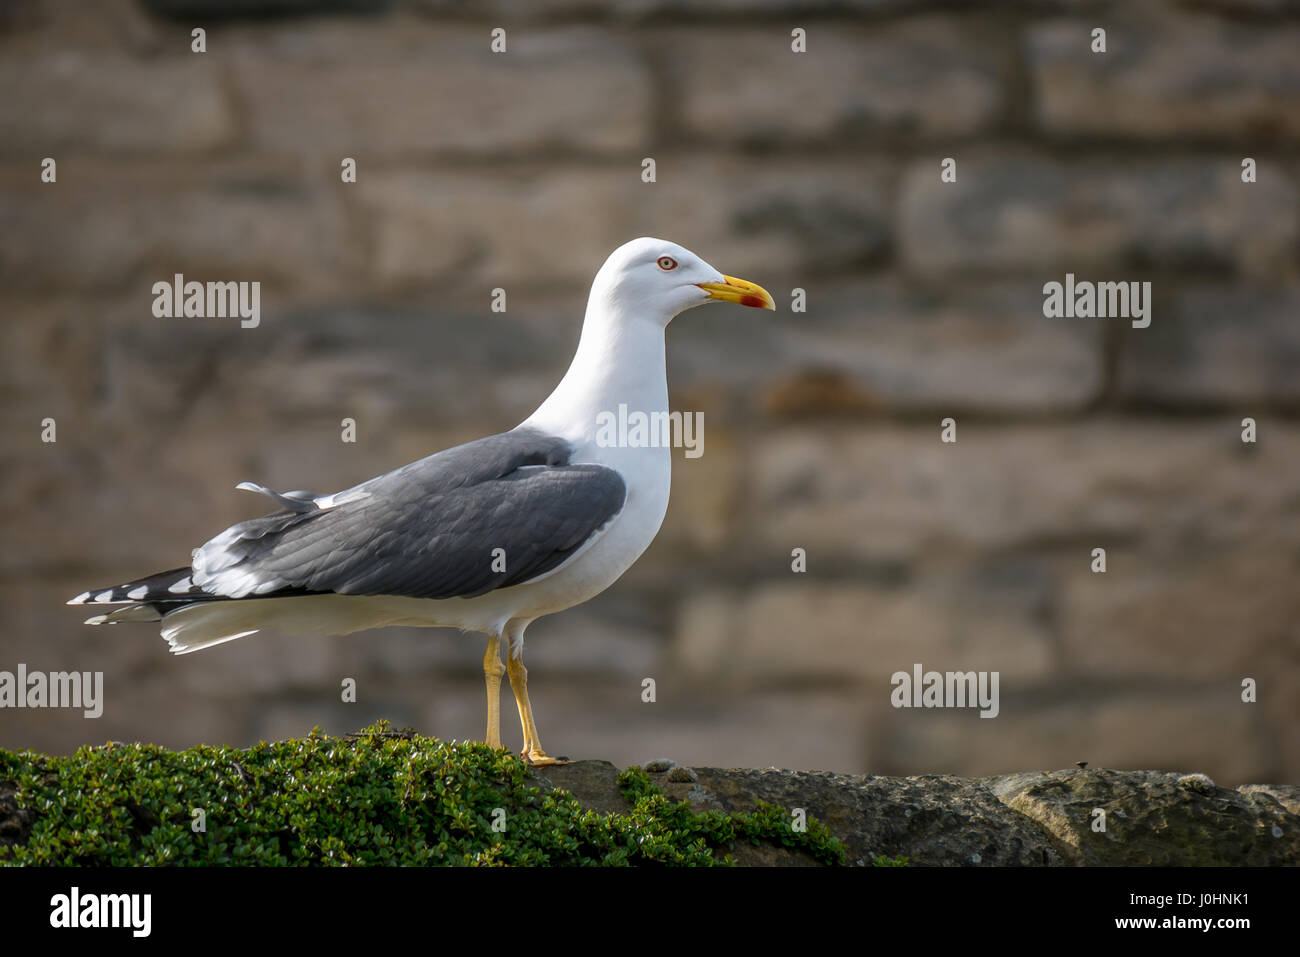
[191,428,627,601]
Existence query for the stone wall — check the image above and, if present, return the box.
[1,0,1297,785]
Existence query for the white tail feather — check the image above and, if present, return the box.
[159,594,405,654]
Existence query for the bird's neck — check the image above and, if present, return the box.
[522,304,669,444]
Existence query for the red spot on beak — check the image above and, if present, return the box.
[739,294,767,309]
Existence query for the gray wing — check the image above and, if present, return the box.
[190,428,627,601]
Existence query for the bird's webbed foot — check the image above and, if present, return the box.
[522,749,570,768]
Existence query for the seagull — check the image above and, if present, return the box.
[68,238,775,766]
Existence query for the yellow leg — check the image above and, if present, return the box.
[507,653,567,767]
[483,635,504,750]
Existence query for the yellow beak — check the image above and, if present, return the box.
[696,275,776,310]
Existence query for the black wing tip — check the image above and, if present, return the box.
[67,567,200,606]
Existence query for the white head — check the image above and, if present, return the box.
[524,238,774,437]
[587,237,775,327]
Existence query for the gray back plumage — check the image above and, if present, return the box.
[191,428,627,601]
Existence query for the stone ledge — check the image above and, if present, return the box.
[533,761,1300,865]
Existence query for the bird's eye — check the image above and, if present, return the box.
[657,256,678,271]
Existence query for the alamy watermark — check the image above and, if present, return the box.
[50,887,150,937]
[0,664,102,718]
[595,404,703,458]
[891,663,999,719]
[151,274,260,328]
[1042,273,1151,328]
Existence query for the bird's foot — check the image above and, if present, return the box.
[522,749,570,767]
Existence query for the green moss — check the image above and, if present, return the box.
[0,721,847,867]
[613,766,847,866]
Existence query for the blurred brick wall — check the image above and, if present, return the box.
[1,0,1297,784]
